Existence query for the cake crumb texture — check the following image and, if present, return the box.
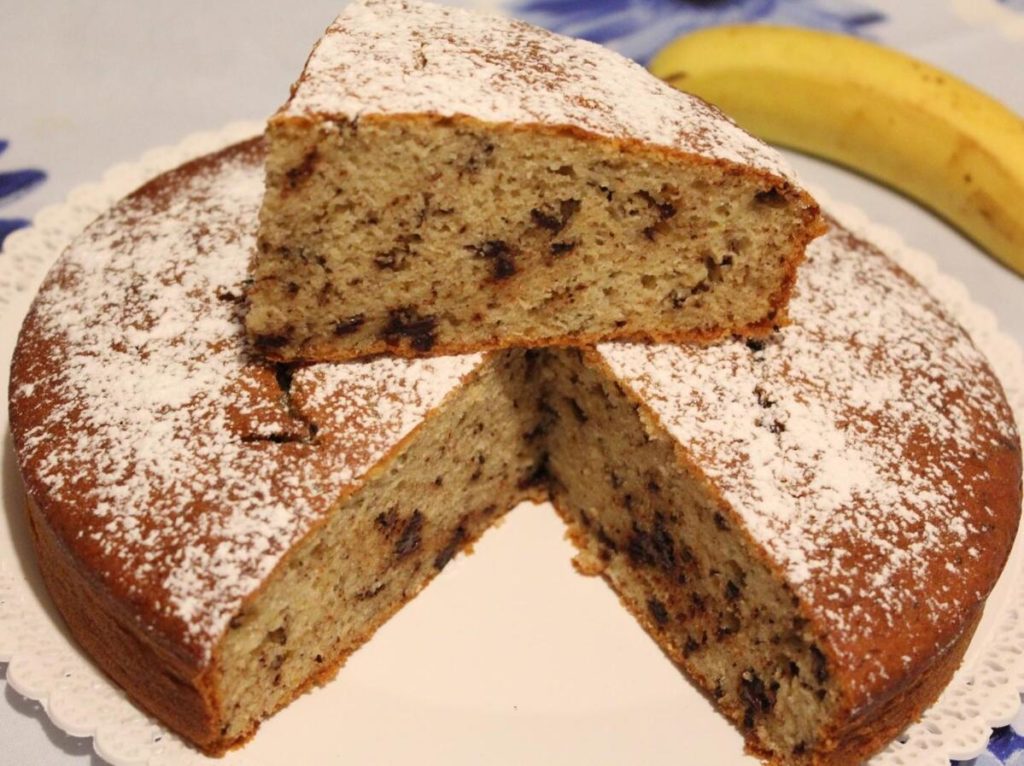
[247,0,824,360]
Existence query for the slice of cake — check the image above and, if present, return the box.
[539,219,1023,761]
[11,138,1021,763]
[245,0,825,361]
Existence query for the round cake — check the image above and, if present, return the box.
[9,137,1021,764]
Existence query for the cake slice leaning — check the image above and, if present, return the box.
[246,0,825,362]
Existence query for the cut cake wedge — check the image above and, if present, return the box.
[246,0,825,361]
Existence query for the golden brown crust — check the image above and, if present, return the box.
[24,494,221,750]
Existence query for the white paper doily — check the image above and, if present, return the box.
[0,123,1022,766]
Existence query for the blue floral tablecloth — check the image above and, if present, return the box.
[2,1,1022,764]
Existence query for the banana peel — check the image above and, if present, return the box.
[650,25,1024,277]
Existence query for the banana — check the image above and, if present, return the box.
[650,25,1024,277]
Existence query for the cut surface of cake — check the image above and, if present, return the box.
[10,139,1021,764]
[245,0,825,362]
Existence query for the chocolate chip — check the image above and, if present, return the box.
[333,314,365,336]
[467,239,517,280]
[356,582,386,600]
[754,187,787,207]
[374,248,408,270]
[375,508,398,532]
[811,645,829,684]
[517,453,550,490]
[647,597,669,626]
[531,209,563,232]
[381,307,438,352]
[568,398,588,423]
[268,627,287,645]
[595,525,618,552]
[253,333,291,350]
[216,288,243,303]
[634,190,675,220]
[739,670,776,725]
[725,580,742,601]
[395,510,424,557]
[434,525,467,570]
[714,512,730,531]
[285,147,319,189]
[684,636,700,657]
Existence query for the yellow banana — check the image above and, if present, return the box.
[650,25,1024,277]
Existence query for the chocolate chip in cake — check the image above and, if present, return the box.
[530,209,563,232]
[739,669,776,727]
[811,645,829,684]
[375,508,398,533]
[374,248,409,271]
[754,187,788,207]
[647,597,670,627]
[683,635,701,657]
[395,511,424,557]
[714,512,730,531]
[467,239,517,281]
[332,314,366,336]
[356,582,386,600]
[636,190,678,221]
[268,627,288,645]
[434,524,467,570]
[595,525,618,553]
[550,240,578,257]
[253,333,292,350]
[517,453,551,490]
[381,307,438,352]
[285,147,319,189]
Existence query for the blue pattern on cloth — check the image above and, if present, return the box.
[509,0,884,63]
[0,139,45,249]
[955,709,1024,766]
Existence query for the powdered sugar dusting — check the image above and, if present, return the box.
[11,140,481,660]
[282,0,795,181]
[598,221,1020,700]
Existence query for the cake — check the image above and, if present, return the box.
[10,139,1021,764]
[245,0,825,362]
